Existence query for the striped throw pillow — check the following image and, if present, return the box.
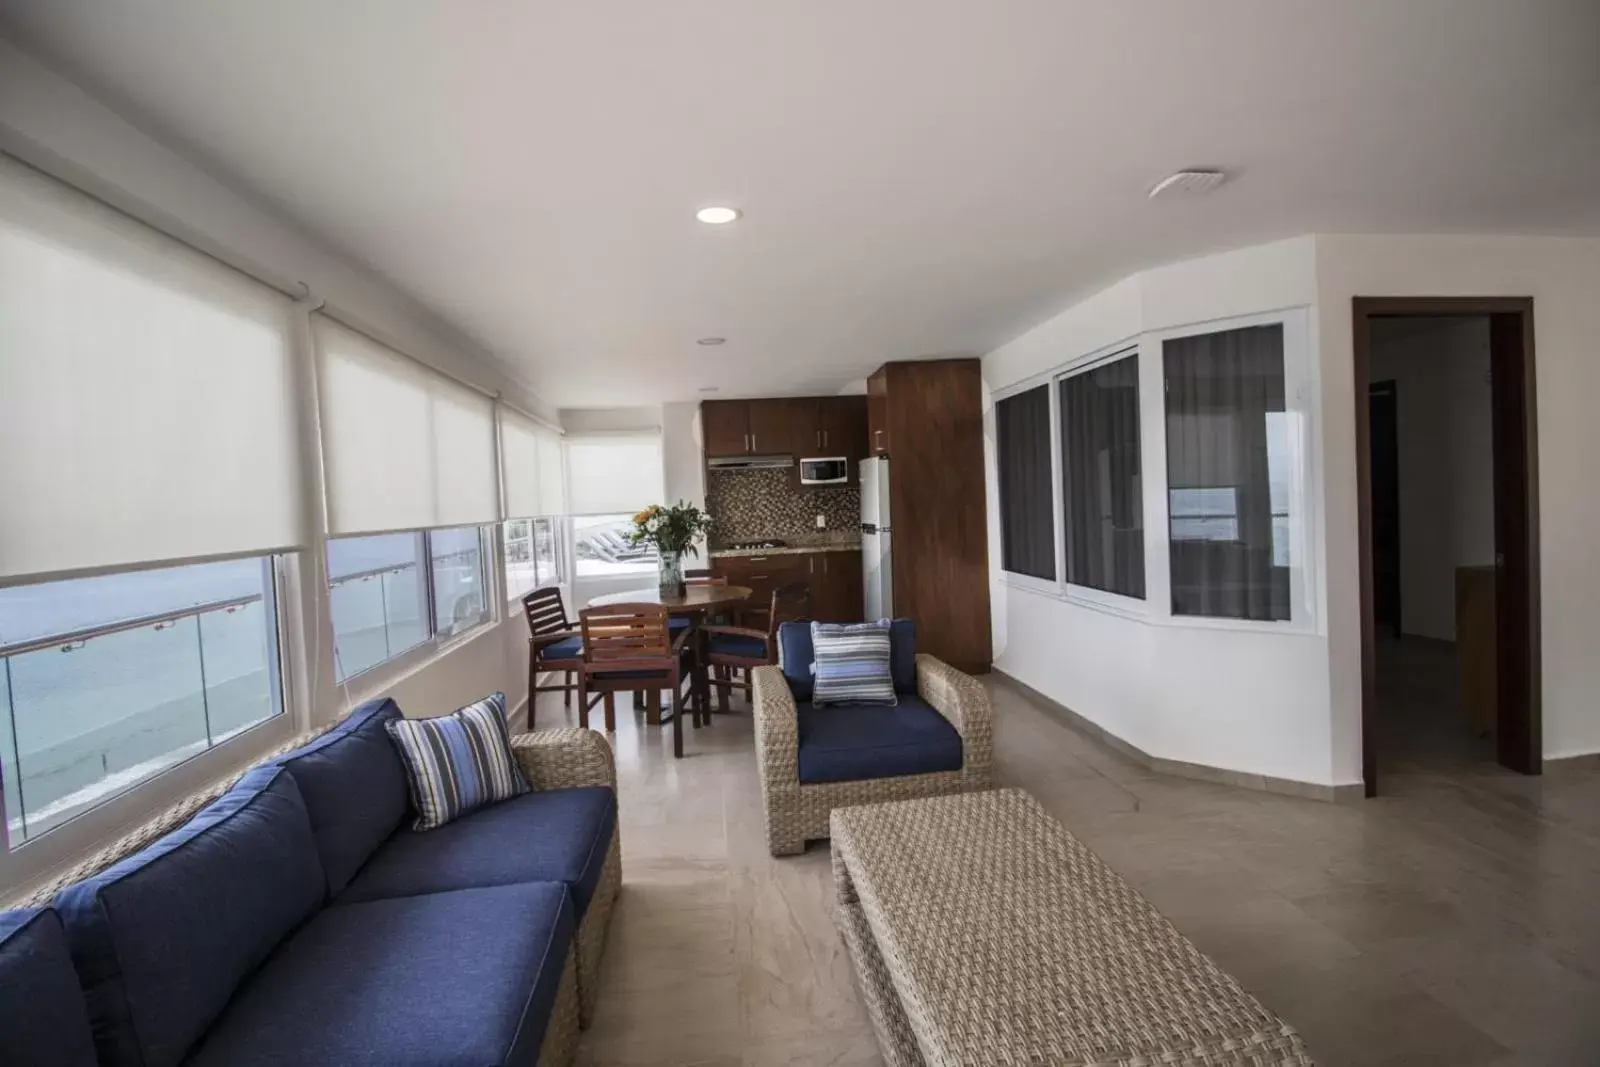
[810,621,898,707]
[384,693,529,831]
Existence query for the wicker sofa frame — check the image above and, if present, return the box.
[752,653,995,856]
[6,721,621,1067]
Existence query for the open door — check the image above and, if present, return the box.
[1353,298,1540,796]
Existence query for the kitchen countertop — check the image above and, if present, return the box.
[709,542,862,560]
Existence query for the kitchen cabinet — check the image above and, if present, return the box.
[701,400,752,457]
[806,550,863,623]
[869,359,990,673]
[746,398,814,457]
[711,549,863,625]
[701,396,870,480]
[867,370,890,455]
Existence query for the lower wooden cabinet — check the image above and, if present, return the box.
[711,550,863,625]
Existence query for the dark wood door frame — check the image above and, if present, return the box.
[1352,297,1541,797]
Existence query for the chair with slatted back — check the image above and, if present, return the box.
[702,582,810,712]
[522,586,582,728]
[578,602,705,758]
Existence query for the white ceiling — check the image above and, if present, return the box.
[4,1,1598,407]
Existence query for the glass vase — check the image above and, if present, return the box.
[657,549,686,599]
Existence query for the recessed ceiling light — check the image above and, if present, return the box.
[697,337,726,346]
[695,206,741,225]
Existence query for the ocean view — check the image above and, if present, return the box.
[0,536,453,846]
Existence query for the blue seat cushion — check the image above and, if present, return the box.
[795,695,963,784]
[536,633,582,661]
[266,697,409,895]
[0,907,98,1067]
[188,883,573,1067]
[53,765,325,1067]
[339,786,616,918]
[781,617,917,701]
[709,632,768,659]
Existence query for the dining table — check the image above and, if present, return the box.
[584,584,753,723]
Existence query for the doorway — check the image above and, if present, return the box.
[1353,298,1540,797]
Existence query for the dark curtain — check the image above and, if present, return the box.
[996,385,1055,580]
[1164,324,1289,620]
[1060,354,1144,598]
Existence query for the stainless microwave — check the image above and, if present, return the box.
[798,457,849,486]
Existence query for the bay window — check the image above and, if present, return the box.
[1058,351,1143,599]
[1163,323,1292,621]
[995,385,1056,581]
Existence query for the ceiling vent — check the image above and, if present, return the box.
[1148,169,1227,199]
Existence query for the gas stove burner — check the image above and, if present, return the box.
[728,539,788,550]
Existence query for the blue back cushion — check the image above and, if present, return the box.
[268,697,409,895]
[0,907,98,1067]
[780,618,916,700]
[53,765,325,1067]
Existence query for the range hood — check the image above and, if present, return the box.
[706,454,794,471]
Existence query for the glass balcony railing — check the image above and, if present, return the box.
[327,559,428,682]
[1,591,283,847]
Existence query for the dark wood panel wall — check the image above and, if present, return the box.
[874,359,992,673]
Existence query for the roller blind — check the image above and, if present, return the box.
[0,154,303,580]
[500,407,565,519]
[314,315,500,534]
[565,433,663,515]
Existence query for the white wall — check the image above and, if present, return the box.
[1369,317,1494,641]
[984,237,1339,787]
[1315,234,1600,771]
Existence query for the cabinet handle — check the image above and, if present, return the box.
[823,429,829,449]
[874,429,884,449]
[809,557,814,575]
[750,432,756,451]
[750,574,769,581]
[747,556,768,562]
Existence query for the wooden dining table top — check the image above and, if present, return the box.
[585,584,754,612]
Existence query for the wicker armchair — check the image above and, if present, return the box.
[752,653,994,856]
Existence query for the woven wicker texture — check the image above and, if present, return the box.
[537,942,582,1067]
[830,789,1313,1067]
[752,654,995,856]
[837,900,926,1067]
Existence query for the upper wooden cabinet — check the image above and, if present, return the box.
[867,369,890,455]
[701,396,869,465]
[701,400,752,456]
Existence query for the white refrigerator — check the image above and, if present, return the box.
[860,456,893,620]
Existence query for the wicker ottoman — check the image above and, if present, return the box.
[830,789,1313,1066]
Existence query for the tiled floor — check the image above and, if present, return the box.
[540,675,1600,1066]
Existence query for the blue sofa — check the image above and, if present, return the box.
[0,699,620,1067]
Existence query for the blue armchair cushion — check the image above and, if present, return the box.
[53,765,325,1067]
[780,618,916,700]
[709,632,768,659]
[267,696,410,895]
[795,696,963,784]
[340,786,616,918]
[187,883,574,1067]
[536,633,583,661]
[0,907,98,1067]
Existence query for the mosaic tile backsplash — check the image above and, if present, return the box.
[706,468,861,544]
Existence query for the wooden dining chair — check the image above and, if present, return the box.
[578,602,706,758]
[522,586,582,728]
[701,582,811,712]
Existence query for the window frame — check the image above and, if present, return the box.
[993,383,1058,585]
[0,552,300,879]
[502,516,567,606]
[991,307,1318,635]
[1054,345,1146,607]
[326,524,500,691]
[570,512,659,581]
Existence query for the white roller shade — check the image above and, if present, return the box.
[0,154,303,580]
[565,433,663,515]
[500,407,564,519]
[315,315,499,534]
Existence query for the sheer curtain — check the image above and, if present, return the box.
[1059,353,1144,598]
[995,385,1055,580]
[1163,324,1289,620]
